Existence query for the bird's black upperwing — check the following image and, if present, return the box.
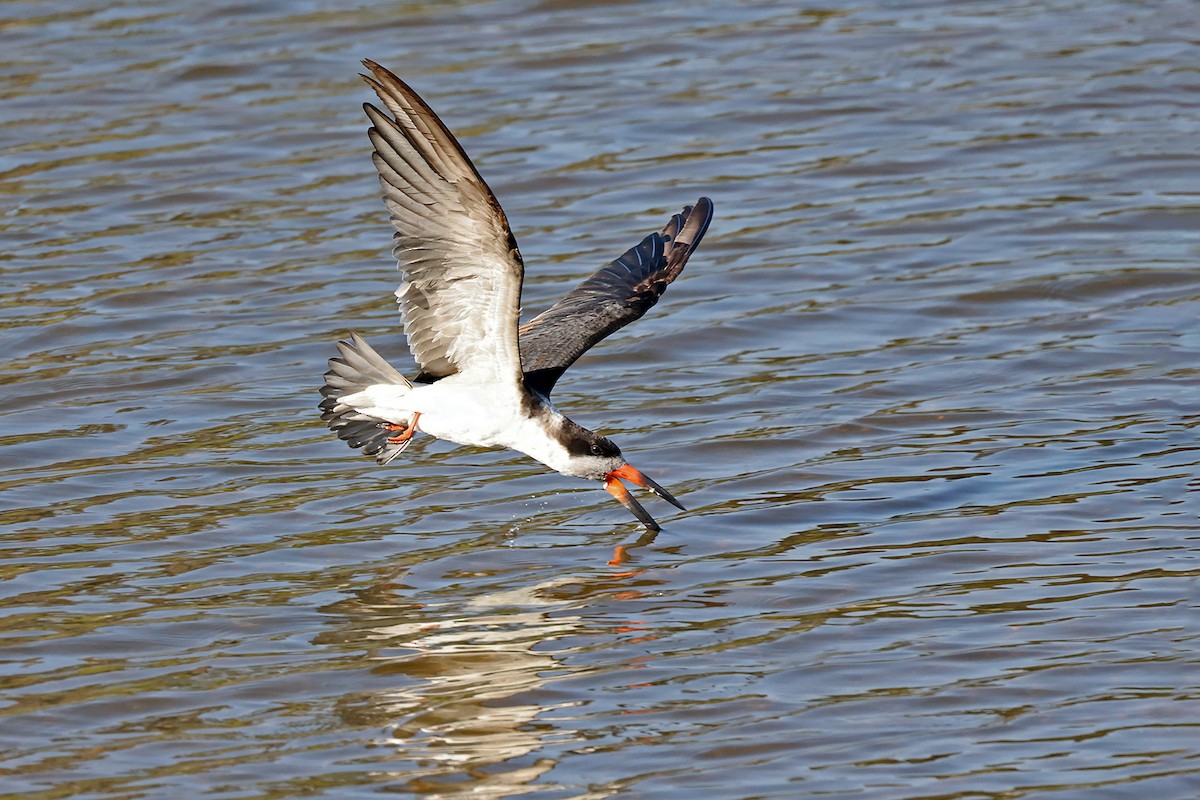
[518,197,713,396]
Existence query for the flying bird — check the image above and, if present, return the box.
[319,59,713,531]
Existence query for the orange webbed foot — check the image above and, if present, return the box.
[383,412,421,444]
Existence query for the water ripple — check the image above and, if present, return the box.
[2,0,1198,797]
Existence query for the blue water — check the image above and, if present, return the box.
[2,1,1198,797]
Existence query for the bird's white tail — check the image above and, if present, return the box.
[319,333,415,465]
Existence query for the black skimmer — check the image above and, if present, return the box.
[319,60,713,531]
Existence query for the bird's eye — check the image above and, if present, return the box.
[590,443,603,456]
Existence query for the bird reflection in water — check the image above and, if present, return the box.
[322,559,667,797]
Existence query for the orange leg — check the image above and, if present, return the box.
[385,412,421,444]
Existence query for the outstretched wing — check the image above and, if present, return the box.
[518,197,713,396]
[362,59,524,385]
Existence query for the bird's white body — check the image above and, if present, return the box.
[339,375,583,477]
[340,376,516,446]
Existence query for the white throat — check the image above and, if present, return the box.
[502,405,579,476]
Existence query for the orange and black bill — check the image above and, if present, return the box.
[604,464,686,531]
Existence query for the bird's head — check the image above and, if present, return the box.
[563,428,685,531]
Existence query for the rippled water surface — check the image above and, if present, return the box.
[3,1,1198,797]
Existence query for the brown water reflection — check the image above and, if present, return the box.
[3,0,1199,797]
[325,575,624,796]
